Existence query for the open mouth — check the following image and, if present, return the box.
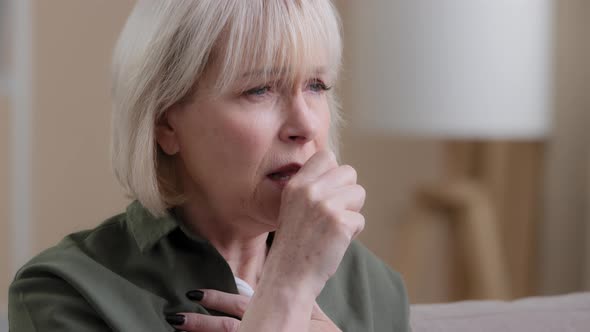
[267,163,301,183]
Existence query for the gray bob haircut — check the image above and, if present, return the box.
[111,0,343,217]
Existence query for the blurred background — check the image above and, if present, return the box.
[0,0,589,325]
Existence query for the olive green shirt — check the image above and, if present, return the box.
[9,201,409,331]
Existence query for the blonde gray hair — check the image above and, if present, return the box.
[111,0,343,217]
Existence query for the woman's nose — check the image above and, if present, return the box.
[278,93,318,144]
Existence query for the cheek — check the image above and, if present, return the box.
[190,112,276,187]
[311,98,332,147]
[174,109,264,177]
[220,113,274,158]
[322,105,331,134]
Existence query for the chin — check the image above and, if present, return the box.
[246,182,283,228]
[261,206,281,226]
[258,201,281,228]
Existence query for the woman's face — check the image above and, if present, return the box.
[157,63,332,229]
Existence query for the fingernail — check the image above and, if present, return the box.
[186,290,204,301]
[165,314,185,326]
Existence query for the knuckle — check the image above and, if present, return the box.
[285,175,302,189]
[183,314,202,329]
[318,200,337,217]
[233,298,249,316]
[283,181,297,194]
[221,318,240,332]
[358,213,366,229]
[356,184,366,199]
[340,212,364,239]
[353,213,366,236]
[284,180,305,197]
[303,183,320,202]
[341,164,357,180]
[202,289,217,305]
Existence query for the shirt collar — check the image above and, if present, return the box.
[126,200,179,253]
[126,200,276,253]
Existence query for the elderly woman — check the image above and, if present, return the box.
[9,1,409,331]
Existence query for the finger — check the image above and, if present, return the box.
[323,184,366,213]
[337,210,365,239]
[194,289,250,318]
[293,150,338,184]
[313,164,358,194]
[173,312,241,332]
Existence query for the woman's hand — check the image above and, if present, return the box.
[166,289,341,332]
[310,303,343,332]
[166,289,245,331]
[234,150,363,331]
[266,150,366,296]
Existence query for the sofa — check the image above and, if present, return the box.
[410,292,590,331]
[2,292,589,331]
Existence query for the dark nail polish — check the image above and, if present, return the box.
[165,314,185,326]
[186,290,204,301]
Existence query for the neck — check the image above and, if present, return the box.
[178,201,271,289]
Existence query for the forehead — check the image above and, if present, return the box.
[204,0,341,93]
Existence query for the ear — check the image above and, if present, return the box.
[155,111,180,155]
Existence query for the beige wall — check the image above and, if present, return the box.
[341,135,443,269]
[540,0,590,295]
[1,95,10,313]
[1,1,135,310]
[586,4,590,290]
[31,1,134,253]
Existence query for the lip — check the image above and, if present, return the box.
[267,163,302,176]
[266,162,302,188]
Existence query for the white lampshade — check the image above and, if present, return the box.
[347,0,554,139]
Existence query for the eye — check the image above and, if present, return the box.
[243,86,271,97]
[307,79,332,93]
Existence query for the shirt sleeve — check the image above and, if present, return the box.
[318,240,411,332]
[9,274,111,331]
[383,267,411,332]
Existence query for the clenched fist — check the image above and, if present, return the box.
[266,150,366,297]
